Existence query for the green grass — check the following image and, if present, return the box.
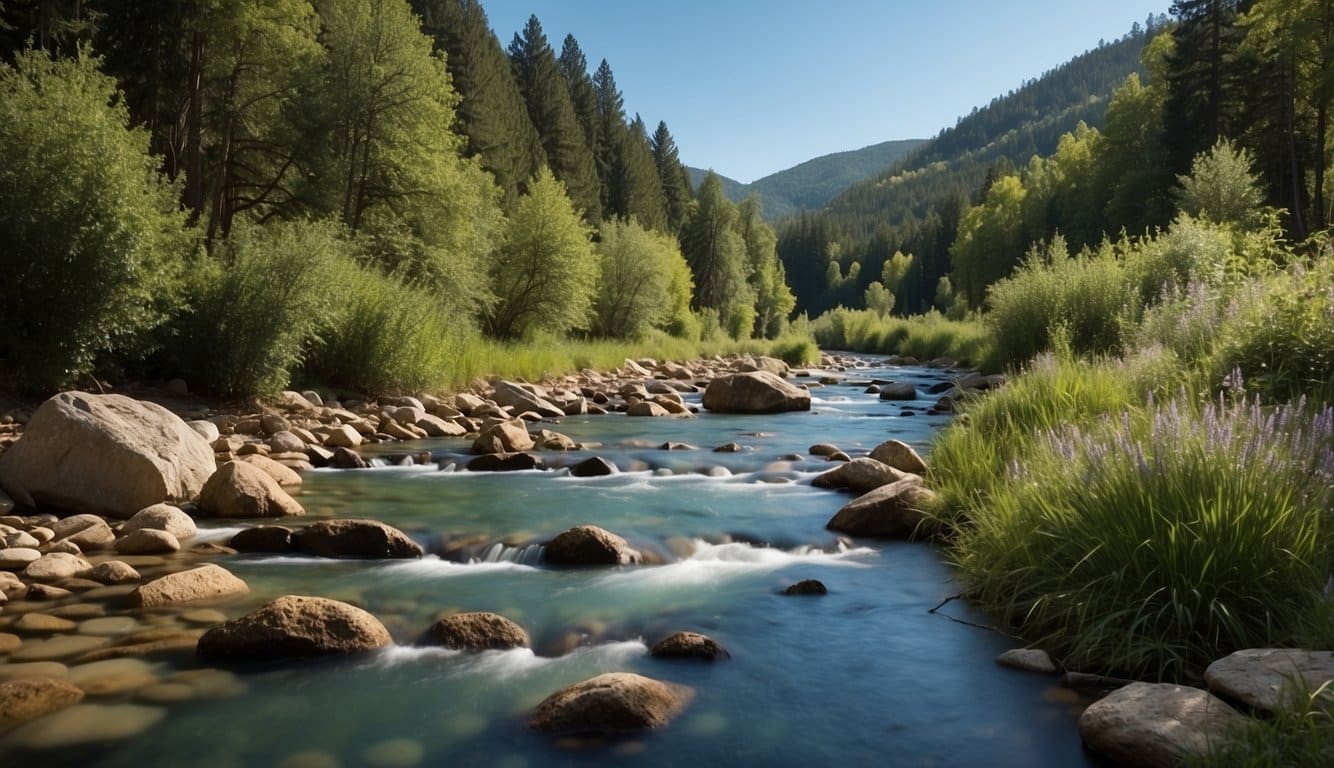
[811,308,994,368]
[1188,682,1334,767]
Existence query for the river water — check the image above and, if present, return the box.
[3,360,1095,767]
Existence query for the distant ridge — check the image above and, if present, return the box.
[687,138,926,220]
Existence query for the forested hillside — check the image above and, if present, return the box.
[687,139,927,220]
[779,16,1166,318]
[0,0,798,396]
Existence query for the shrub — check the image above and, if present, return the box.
[302,259,458,395]
[593,219,690,339]
[171,220,337,397]
[811,308,993,367]
[0,50,189,391]
[950,395,1333,681]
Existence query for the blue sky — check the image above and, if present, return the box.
[481,1,1168,183]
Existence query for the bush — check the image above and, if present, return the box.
[302,259,457,395]
[0,50,188,391]
[950,394,1333,681]
[811,308,994,367]
[593,219,689,339]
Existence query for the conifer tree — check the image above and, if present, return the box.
[1164,0,1247,173]
[557,34,602,178]
[413,0,545,207]
[651,120,693,231]
[508,15,601,221]
[614,116,668,230]
[681,173,752,336]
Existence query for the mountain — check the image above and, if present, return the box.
[687,138,926,220]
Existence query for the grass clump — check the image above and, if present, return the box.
[949,394,1333,681]
[811,308,993,368]
[1189,682,1334,768]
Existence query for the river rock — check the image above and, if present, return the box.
[650,631,730,661]
[331,447,368,469]
[324,424,362,448]
[0,392,215,519]
[427,612,529,651]
[0,633,19,653]
[115,528,180,555]
[0,547,41,570]
[294,519,423,559]
[826,479,938,539]
[569,457,617,477]
[627,401,670,417]
[811,457,916,493]
[4,530,39,548]
[1204,649,1334,713]
[10,635,108,662]
[6,702,166,747]
[0,677,85,730]
[782,579,827,596]
[86,561,141,585]
[808,443,841,457]
[196,595,391,658]
[737,356,789,377]
[868,439,929,475]
[492,381,564,419]
[530,672,693,734]
[25,583,74,600]
[48,514,114,550]
[268,430,306,454]
[197,461,305,519]
[1078,682,1245,768]
[128,564,249,609]
[66,658,158,695]
[543,525,641,566]
[238,454,303,489]
[702,371,810,414]
[14,613,78,633]
[229,526,295,553]
[996,648,1058,673]
[471,419,535,455]
[877,382,917,400]
[120,503,197,541]
[24,552,92,582]
[466,452,545,472]
[416,414,466,437]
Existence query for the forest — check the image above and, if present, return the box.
[0,0,799,396]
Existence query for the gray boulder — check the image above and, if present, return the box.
[1078,682,1245,768]
[702,372,810,414]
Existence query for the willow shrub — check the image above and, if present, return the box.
[950,395,1334,682]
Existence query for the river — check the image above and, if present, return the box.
[2,359,1095,767]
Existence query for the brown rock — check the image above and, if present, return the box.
[650,631,730,661]
[627,401,670,417]
[530,673,692,734]
[197,461,304,519]
[811,457,917,493]
[114,528,180,555]
[85,561,141,585]
[237,454,303,489]
[825,479,939,539]
[569,457,617,477]
[868,439,929,475]
[543,525,641,566]
[0,677,85,731]
[294,519,423,559]
[1078,682,1245,768]
[120,504,197,541]
[49,515,115,550]
[196,595,391,658]
[24,552,92,582]
[427,612,529,651]
[782,579,827,596]
[702,371,810,414]
[128,564,249,609]
[471,419,534,455]
[466,453,544,472]
[229,526,294,553]
[0,392,215,519]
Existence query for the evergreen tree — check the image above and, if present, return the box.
[412,0,544,207]
[508,15,601,221]
[681,173,752,336]
[735,195,794,337]
[557,33,601,176]
[615,115,669,230]
[1164,0,1248,174]
[591,58,623,214]
[650,120,693,231]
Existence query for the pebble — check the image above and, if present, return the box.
[6,703,166,748]
[13,613,78,633]
[0,632,21,653]
[0,547,42,569]
[67,658,160,695]
[0,661,70,680]
[9,635,108,662]
[49,603,106,620]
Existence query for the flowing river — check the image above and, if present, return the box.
[2,359,1095,767]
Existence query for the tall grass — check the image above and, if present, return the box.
[811,308,994,368]
[1187,682,1334,767]
[949,394,1334,681]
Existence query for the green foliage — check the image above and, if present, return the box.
[593,218,690,339]
[810,308,993,367]
[735,195,795,337]
[1176,138,1267,228]
[487,167,597,339]
[172,220,336,397]
[0,49,188,391]
[681,173,755,338]
[949,174,1028,307]
[863,281,894,317]
[303,257,457,394]
[1190,682,1334,768]
[948,393,1332,681]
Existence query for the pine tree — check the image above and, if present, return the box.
[508,15,601,221]
[681,173,752,336]
[591,58,623,214]
[1164,0,1248,174]
[413,0,545,207]
[557,34,602,175]
[651,120,693,232]
[614,116,668,230]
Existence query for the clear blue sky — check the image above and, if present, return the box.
[481,1,1168,183]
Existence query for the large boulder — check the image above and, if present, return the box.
[530,673,693,735]
[426,612,529,651]
[543,525,641,566]
[471,419,535,455]
[868,439,928,475]
[877,382,917,401]
[294,519,423,559]
[0,678,85,731]
[197,461,305,519]
[702,372,810,414]
[0,392,215,518]
[1204,649,1334,713]
[1078,682,1246,768]
[811,457,916,493]
[128,564,249,608]
[196,595,391,658]
[491,381,564,419]
[825,479,937,538]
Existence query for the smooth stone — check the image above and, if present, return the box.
[229,526,295,553]
[294,519,423,559]
[237,453,303,489]
[9,635,108,662]
[77,616,141,636]
[120,503,198,541]
[0,632,20,653]
[7,703,166,748]
[24,552,92,582]
[66,658,159,695]
[569,457,617,478]
[868,439,929,475]
[171,668,247,698]
[543,525,641,566]
[180,609,228,626]
[128,564,249,609]
[877,382,917,400]
[811,457,916,493]
[197,461,305,519]
[363,738,426,768]
[115,528,181,555]
[197,595,391,658]
[24,583,74,601]
[530,672,693,734]
[13,613,78,633]
[996,648,1058,673]
[0,661,69,680]
[1078,682,1246,768]
[0,547,42,569]
[825,479,939,539]
[782,579,828,596]
[4,530,39,548]
[0,677,85,730]
[427,612,529,651]
[135,682,196,703]
[650,631,730,661]
[86,560,141,585]
[1204,649,1334,713]
[47,604,105,620]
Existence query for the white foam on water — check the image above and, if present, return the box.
[591,539,875,589]
[193,526,247,544]
[378,555,537,579]
[363,640,648,680]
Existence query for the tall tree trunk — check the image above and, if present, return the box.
[183,25,205,221]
